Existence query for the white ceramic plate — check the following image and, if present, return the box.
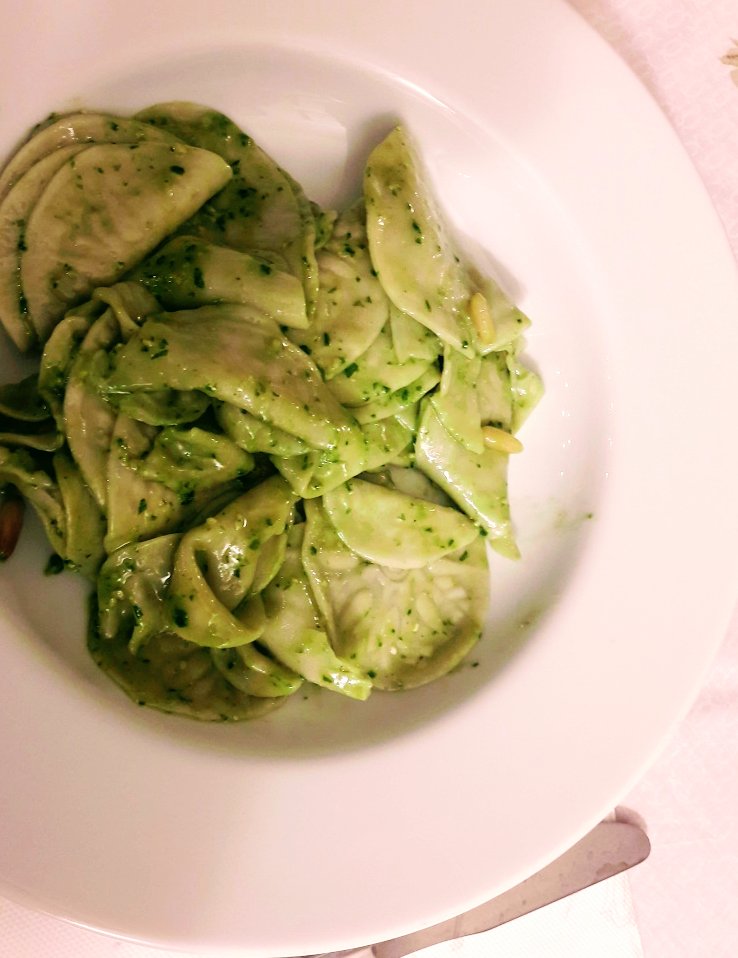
[1,0,738,954]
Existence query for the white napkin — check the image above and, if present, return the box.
[420,873,644,958]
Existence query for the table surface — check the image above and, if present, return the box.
[573,3,738,956]
[2,1,738,956]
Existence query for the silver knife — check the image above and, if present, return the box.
[310,821,650,958]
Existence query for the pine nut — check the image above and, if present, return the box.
[469,292,496,346]
[482,426,523,454]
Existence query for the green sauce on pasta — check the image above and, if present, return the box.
[0,103,542,721]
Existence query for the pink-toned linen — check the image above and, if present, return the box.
[566,4,738,956]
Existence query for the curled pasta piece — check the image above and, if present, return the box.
[167,476,298,649]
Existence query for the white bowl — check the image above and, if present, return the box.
[1,0,738,954]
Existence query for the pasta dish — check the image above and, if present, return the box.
[0,103,541,720]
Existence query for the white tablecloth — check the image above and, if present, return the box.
[2,1,738,955]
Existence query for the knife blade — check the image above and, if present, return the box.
[367,821,650,958]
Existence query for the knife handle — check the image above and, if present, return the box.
[289,822,650,958]
[371,821,650,958]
